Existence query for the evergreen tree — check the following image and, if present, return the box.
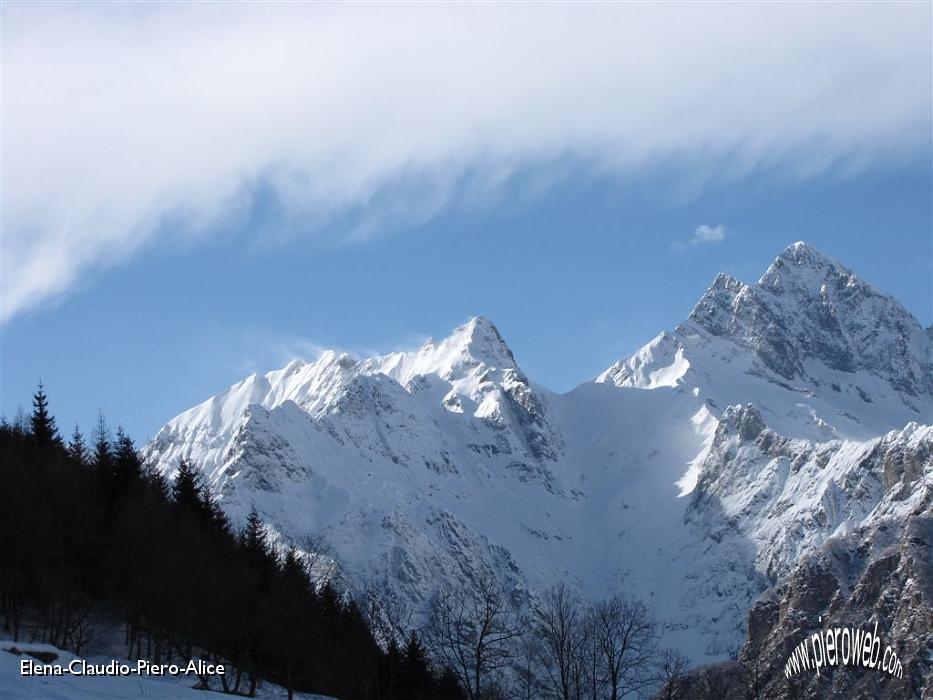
[199,485,230,536]
[319,580,341,618]
[142,462,170,500]
[171,458,203,510]
[112,427,142,491]
[93,412,113,477]
[30,382,60,447]
[382,636,402,700]
[241,507,274,575]
[170,459,228,534]
[399,631,433,699]
[281,547,309,592]
[68,425,89,465]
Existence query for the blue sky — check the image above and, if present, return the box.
[5,161,930,443]
[3,3,931,443]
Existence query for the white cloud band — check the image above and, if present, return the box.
[3,3,930,321]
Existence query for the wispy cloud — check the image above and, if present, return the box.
[690,225,727,246]
[214,326,421,380]
[211,328,339,379]
[3,3,930,322]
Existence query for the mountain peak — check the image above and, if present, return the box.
[658,242,930,396]
[775,240,833,271]
[365,316,517,390]
[782,240,817,259]
[451,316,515,366]
[758,241,852,294]
[422,316,517,376]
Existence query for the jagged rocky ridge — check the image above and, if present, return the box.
[145,242,932,667]
[664,493,932,698]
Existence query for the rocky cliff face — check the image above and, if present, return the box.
[753,511,932,699]
[687,405,932,584]
[654,387,932,698]
[664,510,933,699]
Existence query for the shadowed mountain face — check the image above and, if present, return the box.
[145,242,932,666]
[663,511,933,699]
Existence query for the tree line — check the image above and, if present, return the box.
[0,385,464,699]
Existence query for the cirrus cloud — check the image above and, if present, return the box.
[2,2,930,322]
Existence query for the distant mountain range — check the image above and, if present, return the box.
[145,242,932,671]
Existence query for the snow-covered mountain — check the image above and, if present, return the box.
[145,242,932,663]
[598,242,929,437]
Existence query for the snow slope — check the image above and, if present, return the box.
[145,242,932,663]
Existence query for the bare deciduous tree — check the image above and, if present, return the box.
[536,582,584,700]
[423,574,523,700]
[657,648,689,700]
[578,610,605,700]
[589,595,657,699]
[362,577,414,647]
[299,532,338,589]
[514,623,546,700]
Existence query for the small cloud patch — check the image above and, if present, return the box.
[690,224,726,246]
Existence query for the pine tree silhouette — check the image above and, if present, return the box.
[281,547,309,592]
[68,424,89,465]
[93,412,113,478]
[30,382,61,447]
[241,507,276,579]
[112,427,142,492]
[171,458,203,509]
[400,631,433,699]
